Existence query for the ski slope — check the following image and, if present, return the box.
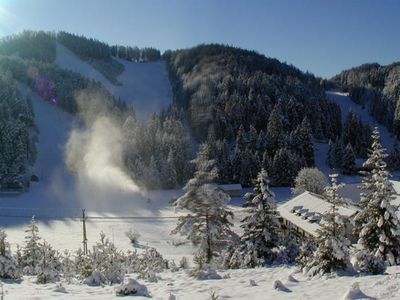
[314,90,397,182]
[55,42,172,121]
[326,90,395,149]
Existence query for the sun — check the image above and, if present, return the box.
[0,3,22,37]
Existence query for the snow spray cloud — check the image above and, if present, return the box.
[65,89,140,194]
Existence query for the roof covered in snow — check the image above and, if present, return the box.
[218,184,243,191]
[277,191,358,237]
[340,180,400,207]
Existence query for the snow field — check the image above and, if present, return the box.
[2,266,400,299]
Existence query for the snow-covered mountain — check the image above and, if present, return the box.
[0,31,400,300]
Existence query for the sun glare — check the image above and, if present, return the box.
[0,4,21,36]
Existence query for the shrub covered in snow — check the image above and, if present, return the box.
[273,280,292,292]
[79,233,126,285]
[0,230,20,279]
[126,228,141,244]
[292,167,328,195]
[137,247,167,282]
[187,265,222,280]
[272,240,300,265]
[342,282,376,300]
[115,278,149,297]
[351,249,386,275]
[124,247,167,282]
[296,241,316,269]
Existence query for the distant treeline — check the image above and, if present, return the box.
[0,30,161,63]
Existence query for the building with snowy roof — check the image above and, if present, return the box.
[277,191,358,240]
[218,184,242,197]
[339,180,400,207]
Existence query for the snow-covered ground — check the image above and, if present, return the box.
[3,265,400,299]
[55,42,172,121]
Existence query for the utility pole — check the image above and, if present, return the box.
[82,209,88,255]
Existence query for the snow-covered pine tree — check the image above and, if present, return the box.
[36,241,62,284]
[225,169,281,268]
[22,216,42,275]
[61,250,75,283]
[81,233,126,285]
[305,174,351,275]
[0,230,20,279]
[266,102,285,153]
[172,143,234,263]
[353,127,400,266]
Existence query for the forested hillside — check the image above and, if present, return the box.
[0,73,37,190]
[332,62,400,137]
[1,31,381,189]
[165,45,342,185]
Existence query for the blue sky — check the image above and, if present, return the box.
[0,0,399,78]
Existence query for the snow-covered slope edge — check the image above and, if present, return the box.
[55,42,172,120]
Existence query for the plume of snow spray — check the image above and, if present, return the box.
[65,89,139,194]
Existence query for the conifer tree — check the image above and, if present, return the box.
[248,125,258,151]
[272,148,304,186]
[266,103,285,153]
[305,174,351,275]
[297,117,315,167]
[172,144,234,263]
[22,216,42,274]
[225,169,281,268]
[353,128,400,266]
[334,139,344,168]
[326,139,336,168]
[342,143,356,175]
